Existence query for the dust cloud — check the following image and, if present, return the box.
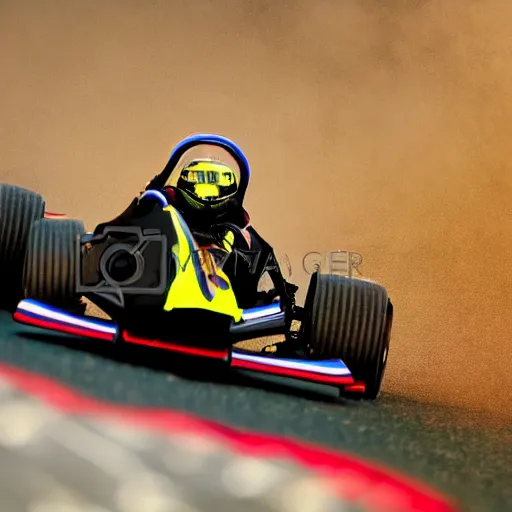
[1,0,511,419]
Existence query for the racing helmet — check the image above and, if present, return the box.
[175,158,239,215]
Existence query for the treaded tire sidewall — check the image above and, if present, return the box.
[23,218,86,306]
[301,272,392,399]
[0,184,45,308]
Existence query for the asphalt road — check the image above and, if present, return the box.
[0,311,510,512]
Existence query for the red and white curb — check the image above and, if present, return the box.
[0,363,459,512]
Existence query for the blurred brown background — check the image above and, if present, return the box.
[1,0,511,419]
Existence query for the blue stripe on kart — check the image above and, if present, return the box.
[231,350,352,376]
[139,190,169,207]
[17,308,116,335]
[17,300,117,334]
[242,302,282,321]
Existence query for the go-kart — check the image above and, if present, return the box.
[0,133,393,399]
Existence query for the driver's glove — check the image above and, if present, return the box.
[220,229,235,253]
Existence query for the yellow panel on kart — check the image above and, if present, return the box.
[162,205,243,322]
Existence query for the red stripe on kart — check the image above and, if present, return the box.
[123,331,229,360]
[0,362,458,512]
[231,358,354,385]
[344,382,367,393]
[13,312,115,342]
[44,212,67,218]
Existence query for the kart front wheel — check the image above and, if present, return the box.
[300,272,393,400]
[23,218,86,311]
[0,184,46,310]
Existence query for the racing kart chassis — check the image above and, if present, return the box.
[2,133,392,400]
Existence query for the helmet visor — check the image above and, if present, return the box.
[165,145,240,204]
[180,160,238,202]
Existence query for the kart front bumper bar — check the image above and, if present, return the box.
[13,299,362,393]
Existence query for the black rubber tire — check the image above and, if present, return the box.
[0,184,46,309]
[300,272,393,399]
[23,218,86,310]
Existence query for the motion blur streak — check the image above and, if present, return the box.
[0,0,511,419]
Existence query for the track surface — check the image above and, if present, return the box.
[0,312,510,512]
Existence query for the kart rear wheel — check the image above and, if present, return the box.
[0,184,46,310]
[23,218,86,311]
[300,272,393,400]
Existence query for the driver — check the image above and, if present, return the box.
[161,158,293,308]
[162,158,249,248]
